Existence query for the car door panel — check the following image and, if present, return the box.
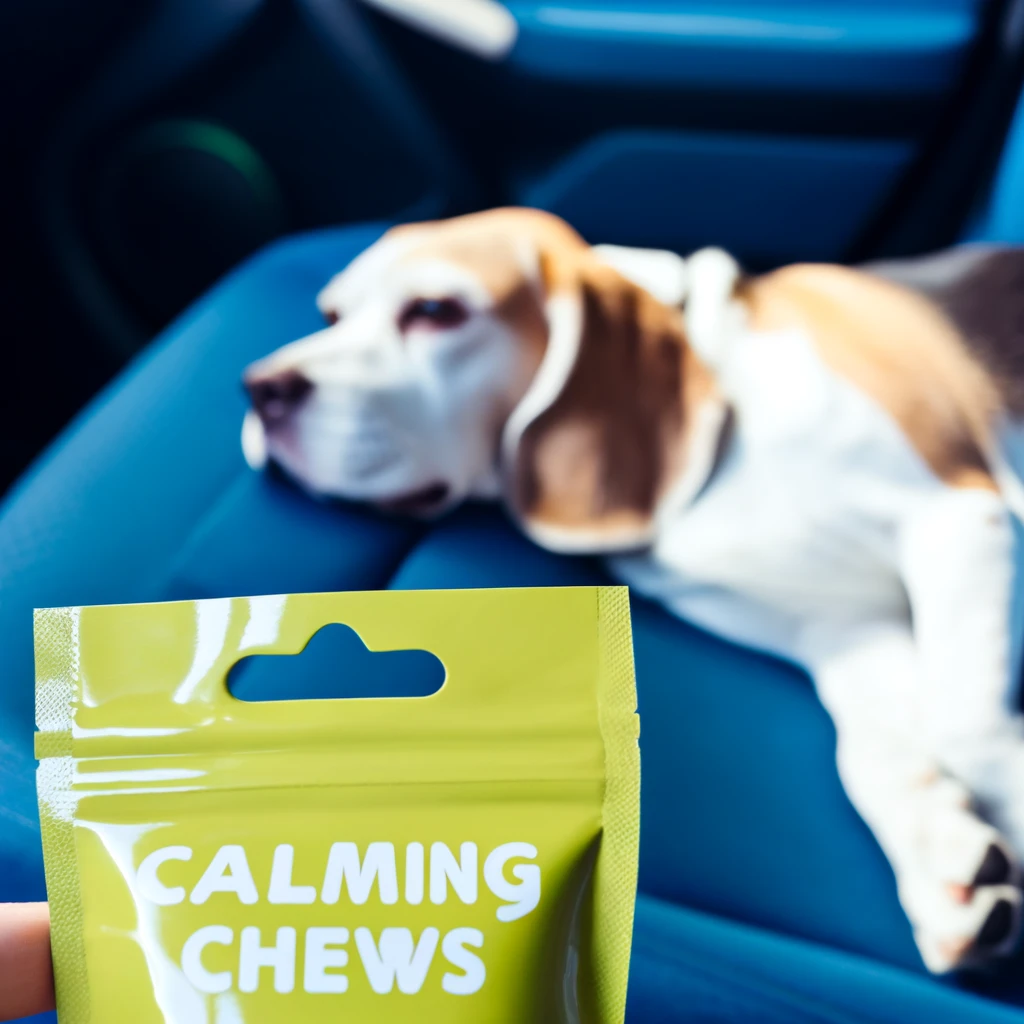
[505,2,981,95]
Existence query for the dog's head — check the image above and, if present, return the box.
[243,209,723,552]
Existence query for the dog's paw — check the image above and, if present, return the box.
[901,814,1022,973]
[915,878,1021,972]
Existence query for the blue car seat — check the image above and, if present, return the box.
[6,107,1024,1019]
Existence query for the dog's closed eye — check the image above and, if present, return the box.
[398,297,469,334]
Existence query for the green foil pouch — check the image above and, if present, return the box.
[34,586,640,1023]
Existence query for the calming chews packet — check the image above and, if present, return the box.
[34,587,640,1023]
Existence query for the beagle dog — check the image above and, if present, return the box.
[242,208,1024,974]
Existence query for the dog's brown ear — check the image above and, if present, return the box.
[501,251,708,552]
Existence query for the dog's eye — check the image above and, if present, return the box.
[398,297,469,333]
[323,309,341,326]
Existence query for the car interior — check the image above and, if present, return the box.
[3,0,1024,1020]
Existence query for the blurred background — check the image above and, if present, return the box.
[5,7,1024,1019]
[2,0,1023,496]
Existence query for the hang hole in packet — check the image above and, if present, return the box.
[34,586,640,1023]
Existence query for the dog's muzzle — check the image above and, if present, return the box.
[242,368,314,471]
[245,369,313,426]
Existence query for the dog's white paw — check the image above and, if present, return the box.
[914,878,1021,973]
[898,795,1022,972]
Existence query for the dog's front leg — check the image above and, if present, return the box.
[803,617,1022,972]
[897,486,1024,966]
[899,487,1024,845]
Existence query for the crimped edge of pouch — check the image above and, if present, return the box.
[34,606,90,1024]
[593,586,641,1024]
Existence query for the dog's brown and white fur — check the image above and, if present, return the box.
[242,209,1024,974]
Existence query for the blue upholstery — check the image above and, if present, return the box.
[971,85,1024,246]
[505,0,985,266]
[521,130,912,263]
[2,224,1023,1021]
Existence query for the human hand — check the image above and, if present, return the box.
[0,904,53,1022]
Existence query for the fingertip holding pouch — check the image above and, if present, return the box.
[34,587,640,1023]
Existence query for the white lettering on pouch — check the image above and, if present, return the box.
[138,840,539,916]
[138,840,540,997]
[181,925,233,994]
[189,846,259,906]
[180,925,485,996]
[268,845,316,905]
[303,928,350,994]
[355,927,439,994]
[239,926,296,994]
[136,846,192,906]
[321,842,398,905]
[441,928,486,995]
[484,843,540,922]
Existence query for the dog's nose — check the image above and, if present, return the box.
[245,370,313,424]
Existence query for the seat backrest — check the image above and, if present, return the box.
[969,84,1024,244]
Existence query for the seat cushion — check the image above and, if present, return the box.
[1,224,1022,1021]
[629,895,1024,1024]
[0,222,410,901]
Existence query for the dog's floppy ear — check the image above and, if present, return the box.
[501,249,710,553]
